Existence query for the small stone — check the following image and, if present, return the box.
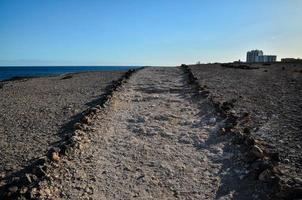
[258,169,271,182]
[209,117,216,125]
[25,173,32,183]
[294,177,302,185]
[43,188,51,196]
[9,186,18,193]
[51,152,60,162]
[0,172,5,178]
[20,186,28,194]
[74,123,82,130]
[161,132,173,138]
[251,145,264,158]
[81,116,91,124]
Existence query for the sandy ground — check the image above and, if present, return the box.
[190,63,302,189]
[33,67,271,200]
[0,71,126,178]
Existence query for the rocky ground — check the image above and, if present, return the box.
[190,63,302,198]
[1,65,301,199]
[25,67,276,200]
[0,71,126,183]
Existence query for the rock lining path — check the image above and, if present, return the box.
[45,67,267,199]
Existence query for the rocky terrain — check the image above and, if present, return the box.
[190,63,302,198]
[8,67,281,200]
[1,65,301,199]
[0,71,126,188]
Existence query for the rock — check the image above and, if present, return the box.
[0,172,6,179]
[209,117,216,125]
[81,116,91,124]
[74,122,83,130]
[9,186,18,193]
[161,132,173,138]
[43,188,51,196]
[20,186,28,194]
[51,152,60,162]
[25,173,32,183]
[258,169,271,182]
[90,107,99,113]
[251,145,264,158]
[294,177,302,185]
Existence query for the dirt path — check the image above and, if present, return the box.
[45,67,268,199]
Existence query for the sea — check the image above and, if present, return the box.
[0,66,139,81]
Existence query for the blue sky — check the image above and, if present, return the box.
[0,0,301,66]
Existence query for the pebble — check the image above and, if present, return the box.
[9,186,18,193]
[51,152,60,162]
[250,145,264,158]
[209,117,217,125]
[258,169,270,182]
[294,177,302,185]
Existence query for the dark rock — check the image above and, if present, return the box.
[8,186,18,193]
[251,145,264,158]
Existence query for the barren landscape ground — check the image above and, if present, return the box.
[0,71,126,179]
[190,63,302,182]
[1,65,302,199]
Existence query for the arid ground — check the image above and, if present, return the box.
[0,64,301,199]
[0,71,126,180]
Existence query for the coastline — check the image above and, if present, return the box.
[0,66,139,82]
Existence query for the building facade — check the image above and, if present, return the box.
[246,50,277,63]
[246,50,263,63]
[256,55,277,63]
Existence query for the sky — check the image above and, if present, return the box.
[0,0,301,66]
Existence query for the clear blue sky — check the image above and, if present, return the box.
[0,0,301,66]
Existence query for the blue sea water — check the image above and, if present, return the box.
[0,66,138,81]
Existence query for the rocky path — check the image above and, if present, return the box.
[43,67,268,199]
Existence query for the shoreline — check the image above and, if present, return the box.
[0,66,140,82]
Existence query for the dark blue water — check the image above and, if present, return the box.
[0,66,138,81]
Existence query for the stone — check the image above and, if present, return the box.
[51,152,60,162]
[294,177,302,185]
[74,122,83,130]
[25,173,32,183]
[251,145,264,158]
[258,169,271,182]
[209,117,216,125]
[161,132,173,138]
[81,116,91,124]
[8,186,18,193]
[20,186,28,194]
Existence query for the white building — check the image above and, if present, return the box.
[246,50,263,62]
[256,55,277,63]
[246,50,277,63]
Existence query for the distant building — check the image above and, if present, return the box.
[246,50,277,63]
[256,55,277,63]
[246,50,263,63]
[281,58,302,63]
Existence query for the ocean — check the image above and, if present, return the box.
[0,66,138,81]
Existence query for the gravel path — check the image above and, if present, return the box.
[44,67,268,200]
